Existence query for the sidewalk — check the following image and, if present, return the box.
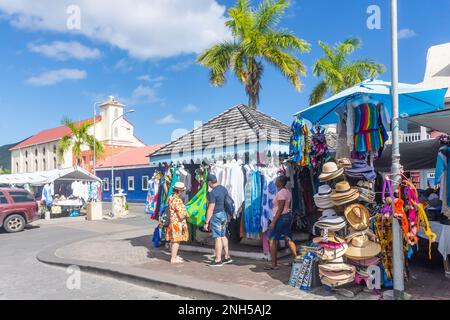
[36,226,450,300]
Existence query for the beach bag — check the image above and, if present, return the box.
[152,225,161,248]
[224,192,235,219]
[160,205,171,227]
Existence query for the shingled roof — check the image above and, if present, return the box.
[151,104,291,157]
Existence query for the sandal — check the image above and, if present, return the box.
[264,265,280,270]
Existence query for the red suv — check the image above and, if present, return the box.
[0,188,40,233]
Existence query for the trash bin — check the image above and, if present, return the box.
[87,202,103,221]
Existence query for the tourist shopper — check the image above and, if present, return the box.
[266,175,298,270]
[205,174,233,267]
[166,182,189,264]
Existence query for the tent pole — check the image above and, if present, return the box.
[390,0,406,299]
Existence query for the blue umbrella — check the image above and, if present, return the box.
[296,79,448,125]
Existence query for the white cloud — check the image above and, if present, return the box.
[26,69,87,86]
[28,41,100,60]
[0,0,232,59]
[169,59,195,72]
[114,58,134,72]
[137,75,166,82]
[398,28,417,40]
[156,114,180,125]
[131,84,162,105]
[183,104,199,113]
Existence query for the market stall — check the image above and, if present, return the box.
[0,166,102,217]
[287,79,448,294]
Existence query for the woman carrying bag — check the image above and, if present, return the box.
[166,182,189,264]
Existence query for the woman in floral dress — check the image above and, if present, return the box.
[166,182,189,264]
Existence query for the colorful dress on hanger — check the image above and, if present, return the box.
[186,170,208,227]
[261,173,277,233]
[290,116,310,167]
[309,125,330,173]
[145,174,161,219]
[353,102,388,158]
[243,170,262,239]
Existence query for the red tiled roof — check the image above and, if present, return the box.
[10,116,101,151]
[97,145,165,169]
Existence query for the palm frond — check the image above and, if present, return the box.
[57,135,72,164]
[226,0,254,38]
[309,80,329,105]
[262,47,306,90]
[197,42,239,87]
[256,0,289,31]
[266,30,311,52]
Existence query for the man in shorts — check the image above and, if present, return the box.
[205,174,233,267]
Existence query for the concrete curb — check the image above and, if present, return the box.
[36,231,292,300]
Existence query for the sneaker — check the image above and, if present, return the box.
[208,261,224,267]
[223,258,233,264]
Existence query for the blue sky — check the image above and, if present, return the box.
[0,0,449,146]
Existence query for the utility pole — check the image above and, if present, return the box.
[390,0,406,299]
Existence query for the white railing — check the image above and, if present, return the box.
[385,131,432,144]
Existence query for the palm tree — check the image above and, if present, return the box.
[57,117,104,167]
[309,37,385,105]
[197,0,310,109]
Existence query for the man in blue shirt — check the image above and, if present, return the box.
[205,174,233,267]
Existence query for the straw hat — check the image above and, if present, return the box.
[319,257,355,272]
[344,204,370,231]
[312,230,344,244]
[320,275,355,288]
[319,162,344,182]
[319,268,356,281]
[320,242,348,261]
[336,158,352,169]
[344,234,381,260]
[347,256,380,268]
[173,182,186,191]
[314,185,334,209]
[331,181,359,206]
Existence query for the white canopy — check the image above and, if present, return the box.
[0,166,101,186]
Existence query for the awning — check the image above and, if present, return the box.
[373,138,441,172]
[296,79,448,125]
[0,166,101,186]
[406,108,450,134]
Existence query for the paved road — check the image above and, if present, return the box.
[0,213,187,300]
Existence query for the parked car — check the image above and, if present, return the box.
[0,188,39,233]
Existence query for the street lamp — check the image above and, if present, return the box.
[93,101,103,176]
[110,109,135,217]
[390,0,406,299]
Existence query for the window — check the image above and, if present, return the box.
[115,177,121,191]
[128,176,135,191]
[43,159,46,171]
[103,178,110,191]
[142,176,149,191]
[25,161,29,172]
[0,192,8,204]
[35,149,38,157]
[9,191,35,203]
[53,145,57,154]
[43,147,46,156]
[25,151,28,158]
[35,160,38,171]
[53,157,57,169]
[15,162,19,173]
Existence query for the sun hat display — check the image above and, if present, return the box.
[319,268,356,281]
[319,162,344,182]
[336,158,352,169]
[173,181,186,191]
[319,258,355,273]
[356,180,376,203]
[319,242,348,261]
[320,273,355,288]
[314,185,334,209]
[313,209,347,233]
[312,230,344,244]
[331,181,360,206]
[348,256,380,267]
[344,234,381,260]
[344,204,370,231]
[344,160,376,181]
